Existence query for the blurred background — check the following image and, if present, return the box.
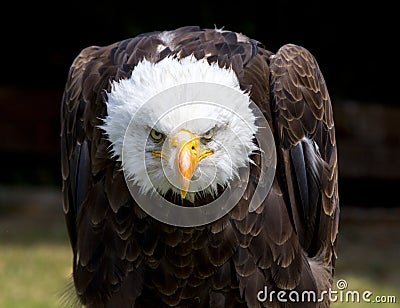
[0,1,399,307]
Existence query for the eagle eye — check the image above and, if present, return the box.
[150,129,165,143]
[200,127,215,143]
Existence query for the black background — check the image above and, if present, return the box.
[1,1,396,102]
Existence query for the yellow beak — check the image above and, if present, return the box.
[173,130,213,199]
[176,138,198,199]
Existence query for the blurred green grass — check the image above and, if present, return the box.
[0,186,73,308]
[332,207,400,307]
[0,244,72,308]
[0,187,399,307]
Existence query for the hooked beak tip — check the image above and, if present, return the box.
[181,190,187,199]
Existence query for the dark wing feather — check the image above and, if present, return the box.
[60,35,162,305]
[270,44,339,291]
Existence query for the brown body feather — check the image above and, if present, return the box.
[61,26,339,307]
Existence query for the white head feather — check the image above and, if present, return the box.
[100,55,258,202]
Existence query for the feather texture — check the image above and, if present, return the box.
[61,26,339,307]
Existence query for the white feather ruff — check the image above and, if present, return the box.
[100,55,258,200]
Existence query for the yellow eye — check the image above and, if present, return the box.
[201,128,214,143]
[150,129,165,143]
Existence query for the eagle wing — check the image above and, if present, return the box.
[226,44,339,306]
[269,44,339,287]
[60,34,165,304]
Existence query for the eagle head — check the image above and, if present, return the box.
[100,56,258,203]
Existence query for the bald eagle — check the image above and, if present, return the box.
[61,26,339,307]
